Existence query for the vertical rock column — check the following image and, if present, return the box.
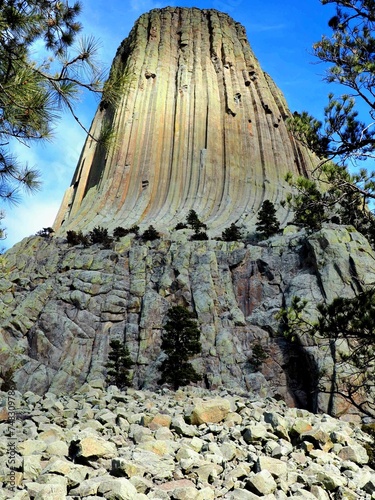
[54,7,317,235]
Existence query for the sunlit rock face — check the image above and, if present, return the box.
[7,8,374,418]
[54,7,317,235]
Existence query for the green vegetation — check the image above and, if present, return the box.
[0,367,15,392]
[284,166,375,244]
[141,225,160,241]
[36,227,55,239]
[249,342,269,370]
[277,290,375,418]
[285,1,375,244]
[185,210,209,241]
[191,231,209,241]
[113,225,139,240]
[186,210,207,233]
[221,223,242,242]
[255,200,280,238]
[66,230,90,247]
[105,340,133,390]
[158,305,202,390]
[0,0,106,205]
[89,226,113,248]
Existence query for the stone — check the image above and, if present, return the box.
[189,398,231,425]
[246,470,277,495]
[97,477,138,499]
[309,485,330,499]
[24,482,67,499]
[22,455,42,480]
[18,439,47,456]
[147,413,172,429]
[171,416,198,437]
[112,458,146,478]
[242,423,269,443]
[338,444,369,464]
[54,7,316,239]
[69,435,117,459]
[0,5,375,425]
[256,456,288,478]
[69,476,105,496]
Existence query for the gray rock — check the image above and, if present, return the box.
[246,470,277,495]
[97,477,139,499]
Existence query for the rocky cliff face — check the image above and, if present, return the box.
[53,7,317,236]
[1,8,374,418]
[2,225,375,417]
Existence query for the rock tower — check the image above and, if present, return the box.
[54,7,317,235]
[4,8,374,418]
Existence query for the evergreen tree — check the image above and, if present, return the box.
[105,340,133,390]
[255,200,280,238]
[141,225,160,241]
[287,0,375,211]
[159,306,202,390]
[283,176,328,232]
[221,223,241,241]
[284,166,375,244]
[186,210,207,233]
[277,289,375,418]
[0,1,111,205]
[89,226,113,248]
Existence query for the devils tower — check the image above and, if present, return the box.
[54,7,317,235]
[3,7,375,417]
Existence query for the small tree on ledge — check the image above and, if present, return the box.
[105,340,133,390]
[158,305,202,390]
[255,200,280,239]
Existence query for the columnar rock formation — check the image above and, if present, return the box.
[2,8,375,420]
[54,7,317,235]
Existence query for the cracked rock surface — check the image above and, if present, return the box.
[1,225,375,416]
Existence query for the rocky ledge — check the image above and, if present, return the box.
[1,382,375,499]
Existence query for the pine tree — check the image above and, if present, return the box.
[0,1,109,204]
[221,223,241,241]
[277,289,375,418]
[159,306,202,390]
[255,200,280,238]
[186,210,207,232]
[141,225,160,241]
[105,340,133,390]
[287,1,375,213]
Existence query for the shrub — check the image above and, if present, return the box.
[105,340,133,390]
[362,424,375,468]
[175,222,188,230]
[186,209,207,232]
[89,226,113,248]
[113,226,129,240]
[0,368,15,392]
[191,231,209,241]
[222,223,241,241]
[141,225,160,241]
[36,227,54,238]
[250,342,268,370]
[66,230,90,247]
[158,306,202,390]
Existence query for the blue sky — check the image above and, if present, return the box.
[3,0,338,249]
